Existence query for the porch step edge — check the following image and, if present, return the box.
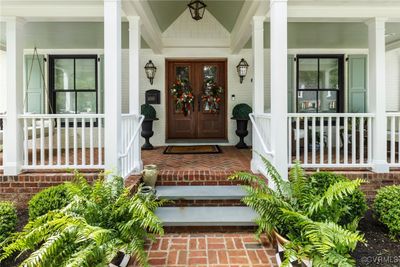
[156,185,246,200]
[155,207,257,226]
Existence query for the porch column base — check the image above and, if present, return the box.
[251,158,260,173]
[3,161,23,176]
[371,160,389,173]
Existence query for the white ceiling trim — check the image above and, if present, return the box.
[162,10,230,48]
[386,40,400,52]
[123,0,163,54]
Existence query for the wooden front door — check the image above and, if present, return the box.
[166,59,227,140]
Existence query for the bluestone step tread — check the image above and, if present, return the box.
[155,207,257,226]
[156,186,246,200]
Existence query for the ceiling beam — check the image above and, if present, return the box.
[123,0,163,54]
[386,39,400,51]
[230,0,269,54]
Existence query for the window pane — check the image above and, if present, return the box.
[54,59,74,90]
[319,59,339,89]
[55,92,75,114]
[298,58,318,89]
[298,91,317,113]
[76,59,96,89]
[77,92,96,113]
[319,91,337,113]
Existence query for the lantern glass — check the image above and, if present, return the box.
[188,0,206,21]
[236,58,249,83]
[144,60,157,85]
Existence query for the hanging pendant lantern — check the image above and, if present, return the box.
[188,0,207,21]
[236,58,249,84]
[144,60,157,85]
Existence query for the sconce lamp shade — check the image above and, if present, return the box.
[236,58,249,84]
[144,60,157,85]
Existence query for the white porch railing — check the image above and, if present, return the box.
[249,113,274,157]
[19,114,105,170]
[0,114,5,170]
[288,113,374,168]
[387,113,400,167]
[119,114,144,179]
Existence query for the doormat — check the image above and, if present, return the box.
[163,145,221,154]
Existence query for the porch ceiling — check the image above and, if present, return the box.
[147,0,245,32]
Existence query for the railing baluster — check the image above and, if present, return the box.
[32,118,36,166]
[391,116,396,164]
[73,118,77,166]
[23,118,28,166]
[81,118,86,166]
[65,118,69,165]
[288,117,292,165]
[98,118,102,165]
[359,117,364,164]
[49,119,53,166]
[368,117,372,164]
[57,118,61,166]
[90,118,94,166]
[320,116,324,164]
[312,117,316,165]
[344,117,348,164]
[336,116,340,164]
[398,117,400,163]
[40,118,45,165]
[304,117,308,164]
[328,116,332,164]
[352,116,356,164]
[296,117,300,161]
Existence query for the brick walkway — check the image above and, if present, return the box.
[131,233,277,267]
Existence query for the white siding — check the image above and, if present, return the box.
[386,48,400,112]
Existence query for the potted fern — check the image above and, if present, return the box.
[232,103,252,149]
[141,103,158,150]
[230,156,367,267]
[0,172,166,267]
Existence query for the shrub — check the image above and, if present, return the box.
[232,103,252,120]
[230,157,366,266]
[309,172,367,227]
[28,184,71,220]
[374,185,400,240]
[0,201,17,243]
[141,104,157,120]
[0,172,166,266]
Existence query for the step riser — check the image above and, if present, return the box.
[157,180,245,186]
[156,171,247,186]
[163,199,245,207]
[164,226,257,233]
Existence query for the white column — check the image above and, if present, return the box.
[250,16,265,173]
[367,18,389,173]
[128,16,143,172]
[3,17,24,175]
[104,0,122,174]
[270,0,288,180]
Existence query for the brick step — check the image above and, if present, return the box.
[156,170,247,186]
[155,207,257,227]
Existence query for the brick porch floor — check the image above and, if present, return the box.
[130,233,277,267]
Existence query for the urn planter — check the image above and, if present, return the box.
[275,232,312,267]
[141,118,158,150]
[232,118,249,149]
[141,164,159,188]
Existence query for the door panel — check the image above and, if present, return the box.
[166,60,227,140]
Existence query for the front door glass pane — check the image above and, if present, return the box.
[176,66,189,81]
[55,92,76,114]
[54,59,74,90]
[298,58,318,89]
[319,58,339,89]
[75,59,96,89]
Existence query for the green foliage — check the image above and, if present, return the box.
[229,157,366,267]
[0,171,166,267]
[309,172,367,228]
[28,184,71,221]
[0,201,17,243]
[232,103,252,120]
[141,104,157,120]
[374,185,400,240]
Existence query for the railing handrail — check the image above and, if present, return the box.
[252,113,272,119]
[19,113,105,119]
[249,113,274,156]
[119,114,144,158]
[288,113,375,118]
[386,112,400,116]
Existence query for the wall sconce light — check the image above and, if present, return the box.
[236,58,249,84]
[144,60,157,85]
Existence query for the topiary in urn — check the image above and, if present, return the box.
[141,104,158,150]
[231,103,252,149]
